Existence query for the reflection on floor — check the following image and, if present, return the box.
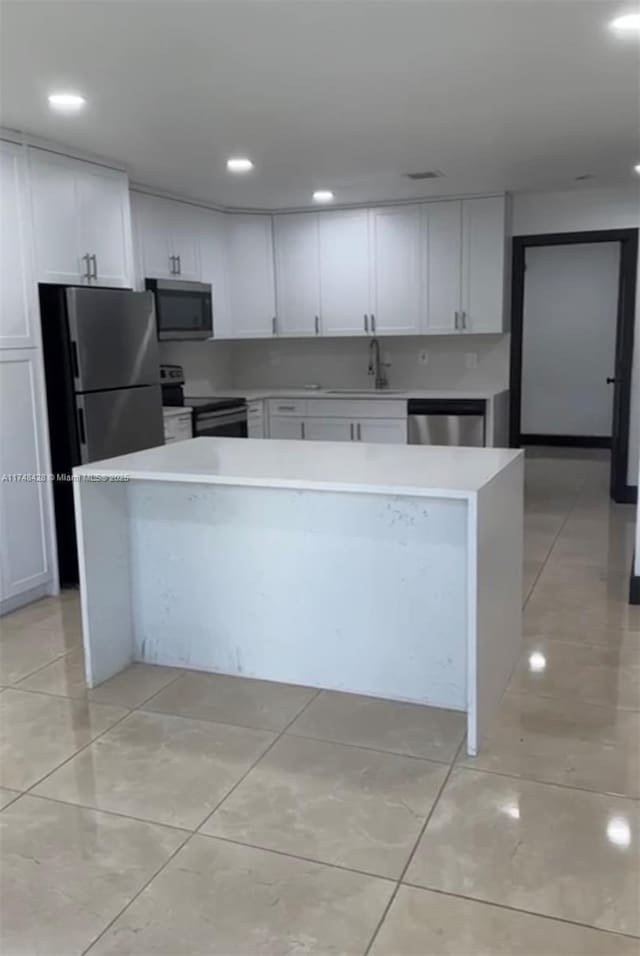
[1,449,638,955]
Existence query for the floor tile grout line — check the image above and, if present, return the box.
[451,761,640,803]
[396,881,640,942]
[363,735,467,956]
[194,687,324,835]
[6,644,80,687]
[21,705,135,797]
[16,790,195,834]
[80,687,326,955]
[196,830,398,884]
[280,728,463,767]
[501,685,640,713]
[81,828,194,956]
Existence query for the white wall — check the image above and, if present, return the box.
[229,334,510,392]
[521,242,620,437]
[512,186,640,486]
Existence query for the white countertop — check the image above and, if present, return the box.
[74,436,522,499]
[184,386,508,403]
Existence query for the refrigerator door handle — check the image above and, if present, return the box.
[71,340,80,379]
[77,406,87,447]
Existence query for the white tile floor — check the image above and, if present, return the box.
[0,449,638,955]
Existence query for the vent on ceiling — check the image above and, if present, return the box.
[405,170,444,181]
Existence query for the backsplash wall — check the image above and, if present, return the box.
[159,340,235,393]
[229,335,511,390]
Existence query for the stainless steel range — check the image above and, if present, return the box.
[160,364,248,438]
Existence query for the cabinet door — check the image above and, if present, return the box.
[0,351,52,602]
[461,196,506,333]
[226,215,276,338]
[77,164,133,288]
[134,193,175,279]
[304,418,353,442]
[357,419,407,444]
[29,149,83,284]
[198,209,232,338]
[371,205,423,335]
[274,213,321,337]
[269,415,305,440]
[170,203,201,280]
[425,201,461,333]
[318,210,372,336]
[0,142,37,347]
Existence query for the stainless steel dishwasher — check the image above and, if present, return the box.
[407,398,486,447]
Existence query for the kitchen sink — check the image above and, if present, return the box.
[325,388,407,395]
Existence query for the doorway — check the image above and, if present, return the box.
[510,229,638,503]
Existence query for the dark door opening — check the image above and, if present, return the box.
[509,228,638,503]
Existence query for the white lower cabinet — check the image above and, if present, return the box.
[247,400,266,438]
[304,419,353,442]
[269,416,305,440]
[357,419,407,444]
[0,350,52,607]
[163,408,193,444]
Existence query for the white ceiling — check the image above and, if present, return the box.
[1,0,639,209]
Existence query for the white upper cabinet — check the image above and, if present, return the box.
[0,141,37,348]
[425,200,462,334]
[133,192,201,281]
[461,195,506,333]
[318,209,372,336]
[274,213,321,337]
[371,205,423,335]
[0,350,52,604]
[76,165,133,288]
[29,149,133,288]
[197,208,232,338]
[226,215,276,338]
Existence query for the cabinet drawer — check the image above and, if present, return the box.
[164,413,192,442]
[268,398,307,416]
[306,398,406,419]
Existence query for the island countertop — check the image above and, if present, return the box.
[74,436,522,500]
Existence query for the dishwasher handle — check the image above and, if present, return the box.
[407,398,486,417]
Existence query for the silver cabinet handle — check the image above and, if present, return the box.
[364,314,369,334]
[82,253,91,280]
[371,313,376,333]
[350,422,354,441]
[177,255,182,275]
[169,255,176,274]
[357,423,362,441]
[90,254,98,280]
[272,316,277,335]
[314,315,319,335]
[300,421,306,440]
[461,311,467,330]
[277,405,295,411]
[454,311,459,330]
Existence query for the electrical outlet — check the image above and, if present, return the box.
[465,352,478,369]
[419,351,429,366]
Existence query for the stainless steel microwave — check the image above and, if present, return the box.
[145,278,213,340]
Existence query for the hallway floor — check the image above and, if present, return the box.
[1,450,638,955]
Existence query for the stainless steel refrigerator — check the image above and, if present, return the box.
[40,285,164,584]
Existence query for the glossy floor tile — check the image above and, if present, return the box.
[1,794,185,956]
[287,689,466,762]
[18,647,183,707]
[1,449,638,955]
[204,734,447,877]
[405,767,640,936]
[34,710,276,829]
[511,637,640,710]
[369,885,640,956]
[0,688,128,791]
[142,669,317,731]
[87,835,394,955]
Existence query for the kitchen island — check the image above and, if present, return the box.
[73,437,523,754]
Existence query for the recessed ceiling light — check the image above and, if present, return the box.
[313,190,334,203]
[48,92,86,112]
[227,157,254,173]
[610,12,640,31]
[635,164,640,174]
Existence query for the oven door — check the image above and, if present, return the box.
[195,407,248,438]
[147,280,213,340]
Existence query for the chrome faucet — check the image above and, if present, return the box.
[368,337,390,390]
